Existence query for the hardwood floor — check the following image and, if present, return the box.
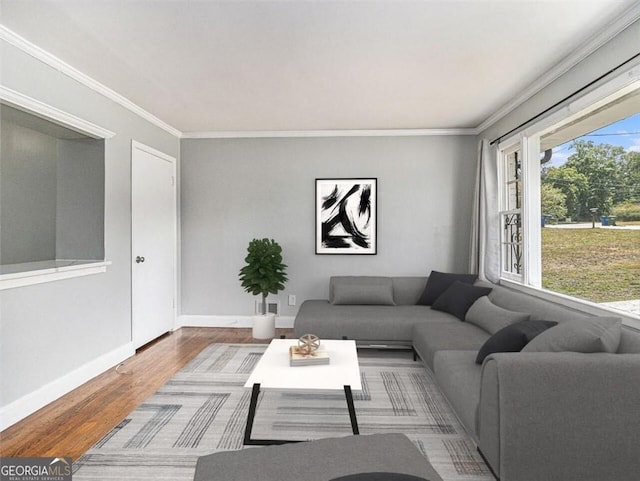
[0,327,293,460]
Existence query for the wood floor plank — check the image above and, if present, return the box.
[0,327,293,460]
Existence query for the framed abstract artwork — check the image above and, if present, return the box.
[315,178,377,255]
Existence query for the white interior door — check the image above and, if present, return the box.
[131,141,176,349]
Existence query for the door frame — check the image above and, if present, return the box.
[131,140,178,345]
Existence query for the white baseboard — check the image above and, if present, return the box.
[0,342,134,431]
[177,315,295,329]
[0,317,296,430]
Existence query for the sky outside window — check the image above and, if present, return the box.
[549,112,640,167]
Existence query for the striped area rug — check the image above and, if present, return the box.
[73,343,492,481]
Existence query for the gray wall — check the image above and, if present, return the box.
[0,121,58,264]
[1,118,106,264]
[0,39,180,408]
[56,138,105,260]
[181,135,477,317]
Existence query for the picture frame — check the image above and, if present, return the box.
[315,178,377,255]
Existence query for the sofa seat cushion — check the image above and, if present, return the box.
[433,350,482,440]
[412,320,489,370]
[294,301,439,341]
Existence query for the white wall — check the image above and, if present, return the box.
[180,135,477,319]
[0,38,180,425]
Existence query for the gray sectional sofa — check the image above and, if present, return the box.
[293,275,640,481]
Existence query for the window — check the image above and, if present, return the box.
[539,112,639,313]
[499,145,524,281]
[0,93,113,289]
[496,68,640,321]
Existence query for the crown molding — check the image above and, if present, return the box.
[0,25,182,138]
[181,128,477,139]
[4,2,638,142]
[2,23,476,141]
[0,85,116,139]
[475,2,640,134]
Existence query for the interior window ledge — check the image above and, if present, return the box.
[500,278,640,331]
[0,260,111,290]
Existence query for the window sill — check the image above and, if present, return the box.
[0,260,111,291]
[499,278,640,331]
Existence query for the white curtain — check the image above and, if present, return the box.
[469,139,501,282]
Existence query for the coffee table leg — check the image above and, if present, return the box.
[344,385,359,435]
[244,383,302,446]
[243,383,261,445]
[245,383,359,444]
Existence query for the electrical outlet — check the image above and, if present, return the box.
[288,294,296,306]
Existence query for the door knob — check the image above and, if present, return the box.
[136,256,145,263]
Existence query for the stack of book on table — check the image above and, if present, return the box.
[289,345,330,366]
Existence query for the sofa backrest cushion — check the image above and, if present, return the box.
[391,277,428,305]
[466,296,531,334]
[476,280,640,354]
[522,316,622,353]
[619,328,640,353]
[476,281,590,323]
[330,276,395,305]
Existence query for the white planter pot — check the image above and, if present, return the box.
[252,313,276,340]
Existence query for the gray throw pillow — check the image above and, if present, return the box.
[522,316,622,353]
[465,296,531,334]
[331,277,395,305]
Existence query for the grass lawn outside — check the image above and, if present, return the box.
[542,228,640,303]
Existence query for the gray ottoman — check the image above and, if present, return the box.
[194,433,442,481]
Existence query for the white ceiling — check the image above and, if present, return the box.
[1,0,638,134]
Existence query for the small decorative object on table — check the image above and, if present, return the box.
[290,334,330,366]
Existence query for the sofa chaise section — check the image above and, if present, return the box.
[478,351,640,481]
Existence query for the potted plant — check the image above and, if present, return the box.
[239,238,288,339]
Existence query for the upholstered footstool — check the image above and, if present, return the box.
[194,433,442,481]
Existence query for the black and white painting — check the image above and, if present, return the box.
[316,178,377,255]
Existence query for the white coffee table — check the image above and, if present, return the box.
[243,338,362,445]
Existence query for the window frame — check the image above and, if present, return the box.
[494,62,640,327]
[0,87,114,290]
[498,143,525,282]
